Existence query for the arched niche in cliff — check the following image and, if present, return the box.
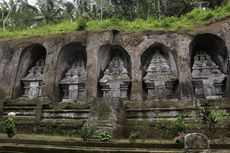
[13,44,47,98]
[141,43,178,100]
[97,45,132,99]
[190,33,228,98]
[56,42,87,102]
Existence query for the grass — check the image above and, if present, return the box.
[0,2,229,39]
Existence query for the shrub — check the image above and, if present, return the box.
[200,107,227,142]
[77,16,89,31]
[166,115,188,137]
[80,124,96,141]
[201,107,226,124]
[99,130,112,142]
[0,119,4,132]
[136,119,149,142]
[110,16,121,26]
[3,117,16,138]
[129,131,139,143]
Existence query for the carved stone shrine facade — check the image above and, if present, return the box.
[192,51,226,98]
[143,51,178,99]
[100,56,131,99]
[21,59,45,99]
[0,31,228,102]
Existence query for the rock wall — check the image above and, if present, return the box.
[0,18,229,102]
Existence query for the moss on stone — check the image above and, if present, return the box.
[0,88,6,120]
[131,80,143,98]
[4,99,41,105]
[125,100,193,109]
[52,102,91,110]
[35,100,43,122]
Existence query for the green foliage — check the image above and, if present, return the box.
[110,16,121,26]
[201,107,226,125]
[0,1,229,38]
[199,106,227,142]
[3,117,16,138]
[0,119,4,132]
[128,131,139,143]
[77,16,89,31]
[166,115,188,137]
[79,124,96,141]
[99,130,112,142]
[133,119,149,142]
[154,112,168,141]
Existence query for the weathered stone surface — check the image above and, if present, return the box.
[143,50,178,99]
[59,60,86,102]
[141,42,179,100]
[192,51,226,98]
[21,59,45,99]
[0,18,228,101]
[184,133,209,153]
[100,56,131,99]
[87,97,125,134]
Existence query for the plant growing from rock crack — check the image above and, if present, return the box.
[134,119,149,142]
[199,106,227,142]
[99,130,112,142]
[165,114,188,142]
[155,111,168,143]
[80,124,96,141]
[129,131,139,143]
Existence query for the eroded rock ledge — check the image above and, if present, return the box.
[0,17,229,102]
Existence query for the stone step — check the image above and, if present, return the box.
[96,124,112,127]
[96,124,114,128]
[0,144,185,153]
[96,120,114,124]
[96,126,113,130]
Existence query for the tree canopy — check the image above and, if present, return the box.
[0,0,228,31]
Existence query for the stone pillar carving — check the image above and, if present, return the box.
[59,60,86,102]
[143,51,178,99]
[99,56,131,99]
[21,59,45,99]
[192,51,226,98]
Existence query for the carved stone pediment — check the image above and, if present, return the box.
[192,51,226,98]
[21,59,45,99]
[143,52,177,99]
[99,56,131,99]
[59,60,86,102]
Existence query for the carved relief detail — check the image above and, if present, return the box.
[99,56,131,99]
[143,51,177,99]
[21,59,45,99]
[59,60,86,102]
[192,51,226,98]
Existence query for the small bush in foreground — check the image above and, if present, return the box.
[129,131,139,143]
[99,130,112,142]
[166,115,188,137]
[3,112,16,139]
[199,107,227,142]
[80,124,96,141]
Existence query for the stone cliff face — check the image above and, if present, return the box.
[0,17,229,102]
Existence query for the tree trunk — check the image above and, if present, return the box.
[147,4,150,19]
[157,0,161,20]
[1,6,4,31]
[100,0,103,20]
[2,0,19,31]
